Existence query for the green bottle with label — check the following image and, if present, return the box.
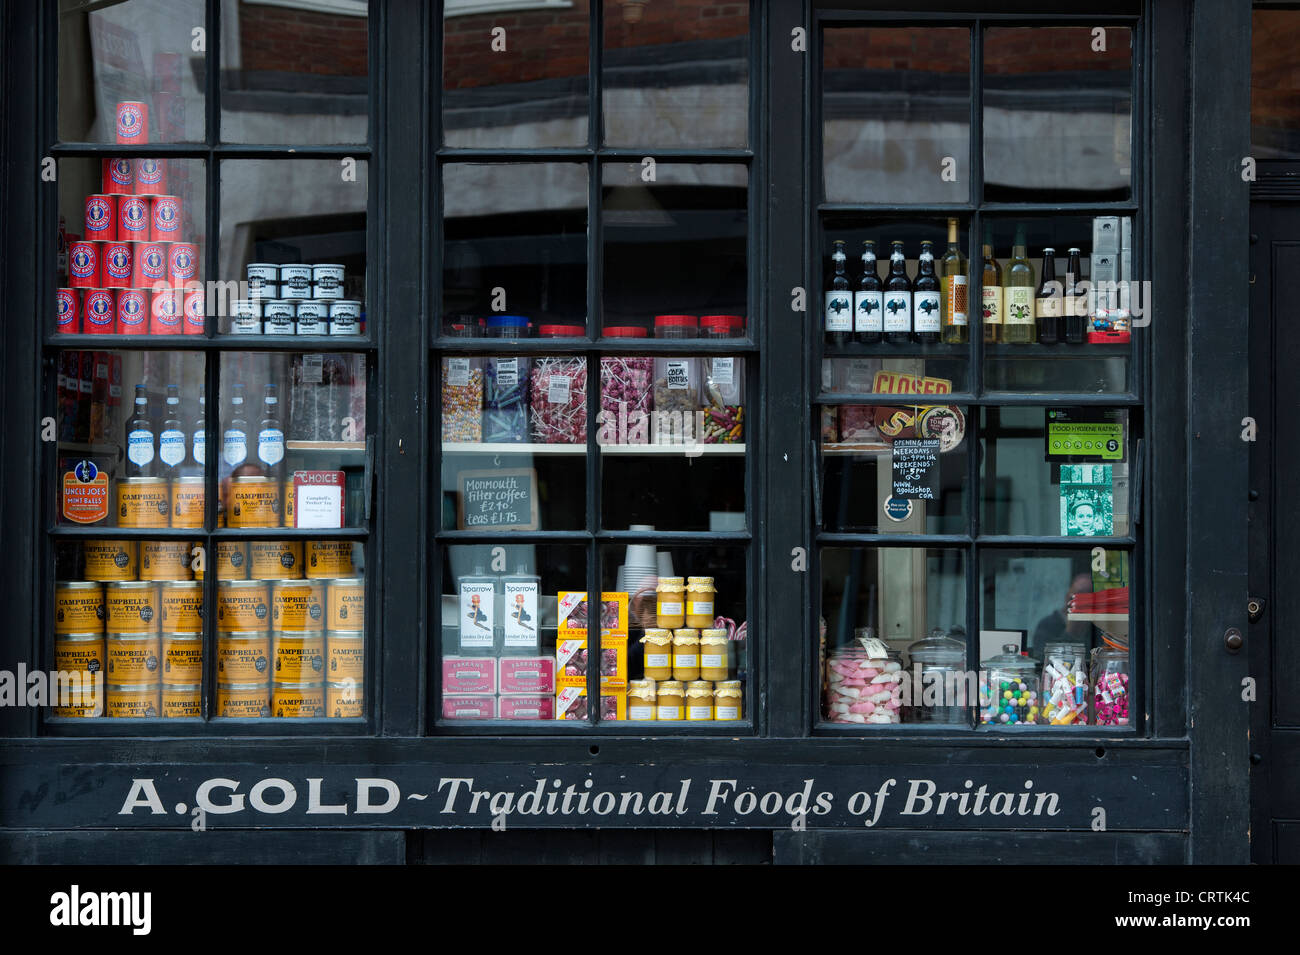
[1003,224,1037,344]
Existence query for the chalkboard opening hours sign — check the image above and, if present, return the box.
[457,468,539,531]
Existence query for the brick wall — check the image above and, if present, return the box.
[237,2,368,77]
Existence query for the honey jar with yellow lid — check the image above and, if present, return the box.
[672,629,700,681]
[685,680,714,721]
[685,576,716,628]
[640,629,673,680]
[656,577,685,628]
[714,680,743,720]
[627,680,657,721]
[656,680,684,721]
[699,629,729,681]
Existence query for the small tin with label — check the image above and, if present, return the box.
[278,264,312,299]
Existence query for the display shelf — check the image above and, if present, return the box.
[1068,612,1130,640]
[441,442,747,456]
[47,334,377,352]
[985,342,1131,358]
[823,341,966,359]
[56,442,121,455]
[822,442,891,455]
[286,441,366,453]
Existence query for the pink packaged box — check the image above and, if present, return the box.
[441,694,497,720]
[443,657,496,695]
[498,695,555,720]
[498,656,556,695]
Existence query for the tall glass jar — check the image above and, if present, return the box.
[655,577,685,628]
[685,576,715,628]
[1041,640,1089,725]
[1091,647,1130,726]
[906,629,968,723]
[824,644,903,724]
[979,644,1042,725]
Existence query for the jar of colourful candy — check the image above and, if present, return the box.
[1040,640,1089,725]
[1090,647,1130,726]
[979,644,1043,725]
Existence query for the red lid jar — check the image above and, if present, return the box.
[538,324,586,338]
[700,314,745,339]
[653,315,698,340]
[603,325,649,339]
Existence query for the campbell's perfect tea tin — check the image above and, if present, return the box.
[117,477,170,528]
[249,541,303,579]
[161,633,203,685]
[161,684,201,718]
[272,631,326,681]
[160,580,204,631]
[326,578,364,631]
[217,632,270,682]
[55,581,104,634]
[106,683,160,718]
[139,540,192,580]
[105,581,159,633]
[306,541,354,579]
[217,580,270,631]
[217,683,270,719]
[106,632,161,683]
[83,540,137,581]
[271,580,324,631]
[272,682,325,719]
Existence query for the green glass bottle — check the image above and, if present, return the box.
[981,225,1003,344]
[1003,225,1036,344]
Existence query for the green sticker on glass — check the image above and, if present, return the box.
[1044,408,1126,462]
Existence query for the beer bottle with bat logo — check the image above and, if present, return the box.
[854,240,883,344]
[884,240,913,345]
[824,238,852,348]
[913,239,941,344]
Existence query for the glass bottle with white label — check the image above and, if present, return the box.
[855,240,883,345]
[940,219,968,344]
[824,238,853,348]
[257,384,286,484]
[883,240,913,345]
[157,384,188,481]
[124,384,156,478]
[223,382,249,470]
[501,563,540,651]
[913,240,941,344]
[981,225,1004,344]
[1003,225,1037,344]
[190,385,206,471]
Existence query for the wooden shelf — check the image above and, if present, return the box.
[1067,612,1129,640]
[441,442,746,456]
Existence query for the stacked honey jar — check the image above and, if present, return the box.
[631,575,743,722]
[54,538,203,718]
[213,539,364,719]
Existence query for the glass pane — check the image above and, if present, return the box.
[218,352,369,529]
[980,217,1133,391]
[217,159,368,338]
[820,547,968,726]
[59,0,206,143]
[437,543,586,723]
[49,537,210,720]
[602,543,750,724]
[600,354,747,532]
[981,406,1135,539]
[442,163,588,335]
[54,351,205,528]
[439,353,587,531]
[1251,10,1300,159]
[601,162,746,333]
[58,157,207,337]
[220,0,369,144]
[822,28,970,204]
[602,0,748,148]
[818,216,973,379]
[983,26,1132,203]
[979,549,1132,726]
[821,402,969,535]
[444,1,588,148]
[214,539,367,721]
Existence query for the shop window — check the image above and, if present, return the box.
[434,2,757,731]
[1251,7,1300,160]
[45,0,374,732]
[813,17,1140,734]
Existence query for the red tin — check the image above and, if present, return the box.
[150,196,182,242]
[82,290,116,333]
[150,288,183,335]
[68,241,101,289]
[168,243,198,287]
[116,101,148,145]
[133,243,168,289]
[101,157,134,195]
[84,195,115,242]
[133,157,167,195]
[115,289,149,335]
[102,243,133,287]
[183,287,205,335]
[117,196,150,241]
[56,288,81,334]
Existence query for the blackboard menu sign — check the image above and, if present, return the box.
[457,468,539,530]
[891,438,940,500]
